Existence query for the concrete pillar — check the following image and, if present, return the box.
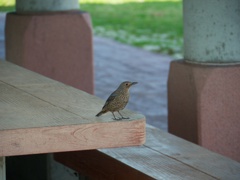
[168,0,240,162]
[184,0,240,64]
[5,0,93,179]
[5,0,93,94]
[16,0,79,12]
[0,157,6,180]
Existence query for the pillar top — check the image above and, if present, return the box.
[183,0,240,64]
[16,0,79,13]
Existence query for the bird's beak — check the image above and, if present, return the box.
[130,82,138,86]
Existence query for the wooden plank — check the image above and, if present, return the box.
[0,82,88,130]
[55,150,153,180]
[0,157,5,180]
[1,119,145,157]
[99,147,217,180]
[55,125,240,179]
[55,149,215,180]
[0,61,144,127]
[0,61,145,156]
[144,125,240,180]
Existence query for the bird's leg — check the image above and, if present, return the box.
[118,111,129,119]
[111,112,117,120]
[111,112,120,120]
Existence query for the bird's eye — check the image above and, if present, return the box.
[125,83,128,86]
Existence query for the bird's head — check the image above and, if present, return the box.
[119,81,138,90]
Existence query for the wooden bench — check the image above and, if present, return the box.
[1,61,240,179]
[0,61,145,179]
[55,124,240,179]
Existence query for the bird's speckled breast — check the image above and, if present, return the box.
[105,90,129,112]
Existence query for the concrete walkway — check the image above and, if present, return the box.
[0,13,172,131]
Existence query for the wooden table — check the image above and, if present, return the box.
[0,61,146,179]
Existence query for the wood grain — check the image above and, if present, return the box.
[144,124,240,180]
[0,61,145,156]
[55,150,153,180]
[55,125,240,179]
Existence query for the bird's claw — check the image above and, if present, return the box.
[112,117,129,120]
[112,117,122,120]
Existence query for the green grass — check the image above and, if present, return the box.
[80,0,183,57]
[0,0,14,11]
[0,0,183,57]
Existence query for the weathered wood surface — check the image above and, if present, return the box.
[0,61,145,156]
[55,125,240,180]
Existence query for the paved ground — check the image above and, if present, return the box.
[0,14,5,59]
[94,37,172,131]
[0,13,172,131]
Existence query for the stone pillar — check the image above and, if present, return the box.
[5,0,94,94]
[183,0,240,64]
[16,0,79,12]
[5,0,93,179]
[168,0,240,162]
[0,157,6,180]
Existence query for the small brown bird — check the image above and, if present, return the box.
[96,81,138,120]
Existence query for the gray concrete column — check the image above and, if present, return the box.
[168,0,240,162]
[0,157,6,180]
[183,0,240,64]
[16,0,79,12]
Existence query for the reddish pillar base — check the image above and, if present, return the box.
[168,60,240,162]
[5,11,94,94]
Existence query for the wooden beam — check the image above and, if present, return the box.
[144,125,240,179]
[0,61,145,157]
[55,125,240,179]
[55,150,153,180]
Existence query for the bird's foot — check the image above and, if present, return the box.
[116,111,129,120]
[114,117,129,120]
[112,117,122,120]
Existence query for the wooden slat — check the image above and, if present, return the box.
[144,125,240,180]
[55,125,240,179]
[55,149,215,180]
[0,82,88,130]
[55,150,153,180]
[0,61,144,127]
[0,61,145,156]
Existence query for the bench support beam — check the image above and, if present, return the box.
[168,0,240,162]
[54,150,153,180]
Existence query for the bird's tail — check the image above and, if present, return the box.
[96,110,107,117]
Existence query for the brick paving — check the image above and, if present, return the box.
[0,13,5,60]
[0,13,172,131]
[94,37,172,131]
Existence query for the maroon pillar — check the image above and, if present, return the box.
[5,11,94,94]
[168,60,240,161]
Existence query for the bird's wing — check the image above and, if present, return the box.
[102,91,117,109]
